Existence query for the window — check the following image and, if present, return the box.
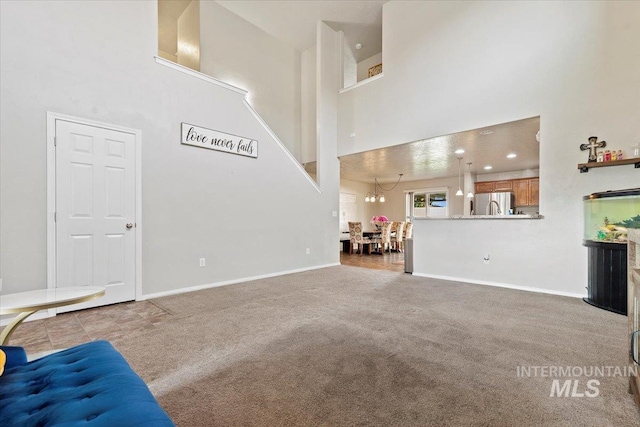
[429,193,447,208]
[406,188,449,220]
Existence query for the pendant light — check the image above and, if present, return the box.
[466,162,474,198]
[455,157,463,196]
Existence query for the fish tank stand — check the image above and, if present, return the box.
[583,240,627,315]
[583,188,640,315]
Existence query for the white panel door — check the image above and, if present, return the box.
[55,120,136,311]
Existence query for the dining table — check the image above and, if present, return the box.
[340,230,393,254]
[341,230,379,253]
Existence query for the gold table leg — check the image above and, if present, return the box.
[0,311,37,345]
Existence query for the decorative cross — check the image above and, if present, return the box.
[580,136,606,162]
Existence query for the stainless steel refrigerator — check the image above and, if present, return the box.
[474,192,515,215]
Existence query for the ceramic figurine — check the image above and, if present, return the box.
[604,150,611,161]
[597,151,604,162]
[617,150,623,160]
[612,150,618,161]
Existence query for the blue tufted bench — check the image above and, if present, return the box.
[0,340,174,426]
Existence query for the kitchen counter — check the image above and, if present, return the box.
[414,214,543,220]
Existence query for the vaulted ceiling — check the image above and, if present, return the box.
[159,2,539,185]
[216,0,387,61]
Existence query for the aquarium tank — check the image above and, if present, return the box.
[583,188,640,244]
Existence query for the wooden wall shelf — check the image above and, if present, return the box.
[578,158,640,173]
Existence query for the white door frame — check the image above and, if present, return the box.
[46,112,142,304]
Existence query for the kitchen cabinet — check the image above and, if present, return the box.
[513,180,528,206]
[476,178,539,206]
[474,181,495,194]
[474,179,515,194]
[494,180,513,191]
[514,178,539,207]
[530,178,539,205]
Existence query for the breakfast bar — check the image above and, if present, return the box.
[409,215,556,295]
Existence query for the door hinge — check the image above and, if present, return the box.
[54,212,57,222]
[54,137,57,147]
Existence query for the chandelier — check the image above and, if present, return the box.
[365,174,403,203]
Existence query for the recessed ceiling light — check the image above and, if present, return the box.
[480,130,493,135]
[454,149,465,154]
[484,165,493,170]
[506,153,517,159]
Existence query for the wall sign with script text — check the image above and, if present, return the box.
[181,123,258,158]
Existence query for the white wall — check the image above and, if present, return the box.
[338,1,640,295]
[198,1,301,160]
[0,0,336,296]
[476,169,540,182]
[357,52,383,82]
[300,46,317,164]
[315,21,342,262]
[339,179,372,229]
[341,32,357,89]
[176,0,200,71]
[158,49,178,63]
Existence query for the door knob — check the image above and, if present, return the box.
[126,223,134,229]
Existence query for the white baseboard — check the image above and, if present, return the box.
[139,263,341,301]
[411,272,585,299]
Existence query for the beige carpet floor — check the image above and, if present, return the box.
[111,266,638,426]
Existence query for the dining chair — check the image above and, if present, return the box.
[389,221,401,249]
[390,221,398,234]
[348,222,371,255]
[388,221,397,248]
[372,222,393,253]
[391,222,405,252]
